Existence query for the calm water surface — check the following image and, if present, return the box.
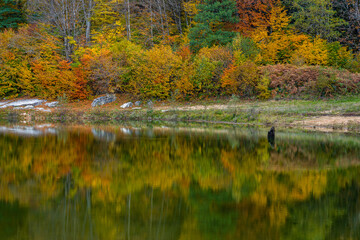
[0,124,360,240]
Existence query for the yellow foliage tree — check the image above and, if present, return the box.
[130,45,182,99]
[252,3,311,65]
[291,37,329,65]
[252,3,291,64]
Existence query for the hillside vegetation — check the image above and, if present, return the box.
[1,0,360,101]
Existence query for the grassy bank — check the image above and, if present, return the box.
[1,96,360,131]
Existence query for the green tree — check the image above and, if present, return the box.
[0,0,26,31]
[188,0,238,52]
[331,0,360,51]
[284,0,346,41]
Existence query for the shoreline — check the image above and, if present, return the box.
[1,96,360,132]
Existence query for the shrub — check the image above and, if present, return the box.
[190,56,219,96]
[348,53,360,73]
[262,64,360,98]
[326,42,353,69]
[129,45,182,99]
[189,46,233,96]
[256,75,271,99]
[315,70,338,97]
[221,61,260,97]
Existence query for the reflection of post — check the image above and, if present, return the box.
[128,193,131,240]
[161,195,169,238]
[87,189,94,240]
[64,173,71,240]
[149,188,153,239]
[156,192,165,240]
[178,198,182,216]
[73,195,78,240]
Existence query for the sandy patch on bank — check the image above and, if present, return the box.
[155,104,243,111]
[294,116,360,126]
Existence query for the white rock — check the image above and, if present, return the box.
[36,108,51,112]
[14,106,34,109]
[0,99,46,109]
[147,100,154,108]
[24,105,35,109]
[120,102,133,108]
[92,95,116,107]
[7,99,45,107]
[0,101,9,107]
[45,101,59,108]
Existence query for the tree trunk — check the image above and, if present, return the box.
[149,0,154,45]
[126,0,131,40]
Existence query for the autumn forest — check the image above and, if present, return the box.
[1,0,360,100]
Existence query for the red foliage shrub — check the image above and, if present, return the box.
[261,64,360,98]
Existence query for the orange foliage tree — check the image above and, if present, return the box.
[236,0,276,35]
[221,61,261,97]
[0,25,89,100]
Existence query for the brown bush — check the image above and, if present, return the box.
[261,64,360,98]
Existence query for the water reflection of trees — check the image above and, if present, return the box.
[0,127,360,239]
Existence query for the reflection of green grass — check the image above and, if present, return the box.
[0,201,28,239]
[189,186,237,240]
[283,180,360,240]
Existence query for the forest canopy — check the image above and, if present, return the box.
[1,0,360,100]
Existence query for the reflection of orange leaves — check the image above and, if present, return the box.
[81,170,111,188]
[268,203,288,227]
[290,171,327,200]
[221,150,236,174]
[250,191,267,207]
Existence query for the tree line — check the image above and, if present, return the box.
[1,0,360,100]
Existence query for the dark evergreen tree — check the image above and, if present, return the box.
[0,0,26,31]
[188,0,238,52]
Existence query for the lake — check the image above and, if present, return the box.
[0,124,359,240]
